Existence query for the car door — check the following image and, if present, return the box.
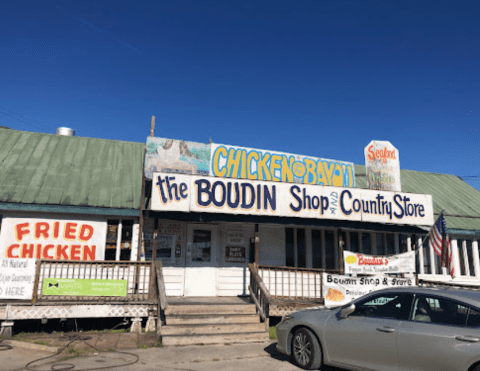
[324,292,409,371]
[397,295,480,371]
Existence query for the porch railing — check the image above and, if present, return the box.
[31,260,155,304]
[257,264,338,301]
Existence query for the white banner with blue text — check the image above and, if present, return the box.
[151,172,434,226]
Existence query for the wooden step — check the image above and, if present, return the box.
[167,314,260,325]
[161,332,269,346]
[165,304,257,315]
[161,322,265,336]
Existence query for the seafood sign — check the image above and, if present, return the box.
[344,251,416,274]
[323,273,415,306]
[151,172,434,226]
[365,140,401,192]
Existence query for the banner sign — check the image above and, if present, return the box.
[0,258,36,300]
[365,140,401,192]
[323,273,416,306]
[344,250,416,274]
[42,278,127,297]
[0,217,107,260]
[151,172,434,226]
[210,143,355,187]
[144,137,355,188]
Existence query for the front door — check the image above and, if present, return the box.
[184,225,217,296]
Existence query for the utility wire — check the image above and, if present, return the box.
[0,106,54,133]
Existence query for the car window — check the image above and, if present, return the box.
[411,296,468,326]
[467,307,480,328]
[350,294,405,319]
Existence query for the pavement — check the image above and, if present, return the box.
[0,335,345,371]
[0,332,345,371]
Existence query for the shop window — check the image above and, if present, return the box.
[192,229,211,262]
[338,230,347,253]
[376,233,385,255]
[386,233,395,255]
[285,228,295,267]
[399,234,409,253]
[349,232,360,253]
[312,230,322,268]
[120,220,133,261]
[325,230,335,270]
[297,229,306,268]
[105,220,119,261]
[361,232,371,254]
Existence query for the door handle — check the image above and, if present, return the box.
[376,326,396,333]
[455,335,480,343]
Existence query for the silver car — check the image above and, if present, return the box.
[276,287,480,371]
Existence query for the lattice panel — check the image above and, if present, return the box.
[269,303,324,317]
[1,305,149,320]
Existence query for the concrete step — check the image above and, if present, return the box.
[167,314,260,325]
[165,304,257,316]
[161,322,265,336]
[161,332,269,346]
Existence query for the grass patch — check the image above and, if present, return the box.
[107,348,116,352]
[67,348,84,357]
[137,344,148,349]
[213,358,220,361]
[33,340,51,346]
[269,326,277,340]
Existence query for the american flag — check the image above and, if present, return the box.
[428,213,454,278]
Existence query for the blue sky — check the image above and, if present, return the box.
[0,0,478,189]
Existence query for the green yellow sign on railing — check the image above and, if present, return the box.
[42,278,127,297]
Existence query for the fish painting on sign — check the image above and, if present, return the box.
[145,137,211,179]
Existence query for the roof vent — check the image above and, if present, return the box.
[56,127,75,136]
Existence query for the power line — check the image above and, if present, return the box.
[0,107,54,133]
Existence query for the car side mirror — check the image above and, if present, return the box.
[339,304,355,319]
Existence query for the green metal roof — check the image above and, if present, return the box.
[355,165,480,232]
[0,128,144,212]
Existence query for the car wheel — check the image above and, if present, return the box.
[471,363,480,371]
[291,327,322,370]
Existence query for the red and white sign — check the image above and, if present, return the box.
[365,140,401,192]
[0,217,107,260]
[344,250,416,274]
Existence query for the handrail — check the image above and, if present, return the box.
[155,261,168,310]
[248,263,271,322]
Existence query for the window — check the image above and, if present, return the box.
[351,293,406,320]
[467,307,480,328]
[325,230,335,270]
[312,230,322,268]
[361,232,371,254]
[411,296,468,326]
[120,220,133,261]
[105,220,119,261]
[285,228,307,268]
[286,228,295,267]
[399,234,409,253]
[349,232,360,253]
[297,229,306,268]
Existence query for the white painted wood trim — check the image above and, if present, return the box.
[429,238,436,275]
[417,236,425,275]
[463,239,471,276]
[473,240,480,278]
[115,220,123,261]
[451,238,461,278]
